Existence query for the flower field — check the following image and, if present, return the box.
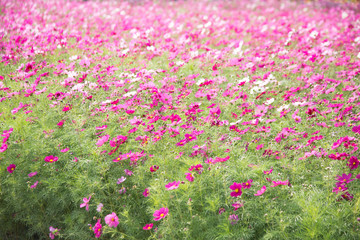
[1,0,360,239]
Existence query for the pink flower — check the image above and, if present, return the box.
[80,195,91,211]
[97,203,103,212]
[185,172,194,182]
[28,171,38,177]
[165,181,180,190]
[263,169,273,175]
[232,201,244,211]
[254,186,267,196]
[93,219,102,238]
[105,212,119,228]
[242,179,253,189]
[153,207,169,221]
[57,120,65,128]
[270,180,289,187]
[30,181,39,189]
[143,188,150,197]
[0,143,8,152]
[143,223,153,230]
[7,164,16,173]
[117,176,126,184]
[60,148,69,152]
[96,125,107,130]
[124,169,133,176]
[62,105,72,112]
[49,226,60,239]
[96,135,110,147]
[256,144,264,150]
[44,155,58,163]
[347,156,359,170]
[150,165,159,172]
[229,182,243,197]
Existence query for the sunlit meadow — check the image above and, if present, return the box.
[1,0,360,239]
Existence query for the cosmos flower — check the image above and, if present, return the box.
[153,207,169,221]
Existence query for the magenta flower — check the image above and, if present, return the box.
[49,226,60,239]
[352,125,360,134]
[229,182,243,197]
[7,164,16,173]
[44,155,58,163]
[150,165,159,172]
[57,120,65,128]
[270,180,289,187]
[30,181,39,189]
[232,201,244,211]
[347,156,359,170]
[105,212,119,228]
[185,172,194,182]
[28,171,38,177]
[165,181,180,190]
[153,207,169,221]
[143,223,153,230]
[62,105,72,112]
[143,188,150,197]
[242,179,253,189]
[93,219,102,238]
[336,173,355,184]
[254,186,267,196]
[80,195,91,211]
[263,169,273,175]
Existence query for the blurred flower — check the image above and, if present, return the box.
[124,169,133,176]
[229,182,243,197]
[30,181,39,189]
[150,165,159,172]
[117,176,126,184]
[93,219,102,238]
[153,207,169,221]
[143,223,153,230]
[143,188,150,197]
[28,171,38,177]
[96,203,103,213]
[44,155,58,163]
[7,164,16,173]
[254,186,267,196]
[229,214,239,225]
[105,212,119,228]
[49,226,60,239]
[80,195,91,211]
[165,181,180,190]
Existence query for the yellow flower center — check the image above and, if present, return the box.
[148,226,151,229]
[160,213,164,217]
[235,189,239,193]
[339,187,342,190]
[49,159,53,162]
[112,218,114,221]
[246,183,249,185]
[11,168,14,171]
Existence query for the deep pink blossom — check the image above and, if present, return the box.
[105,212,119,228]
[153,207,169,221]
[229,182,243,197]
[93,219,102,238]
[44,155,58,163]
[143,223,153,230]
[185,172,194,182]
[347,156,359,170]
[165,181,180,190]
[254,186,267,196]
[80,195,91,211]
[143,188,150,197]
[7,164,16,173]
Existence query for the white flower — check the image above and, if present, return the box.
[277,105,289,112]
[264,98,274,105]
[69,55,78,61]
[309,31,318,39]
[196,78,206,86]
[357,52,360,59]
[123,91,136,98]
[250,86,266,94]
